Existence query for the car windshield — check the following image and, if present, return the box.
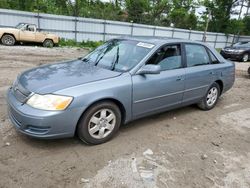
[15,23,26,29]
[233,41,250,47]
[82,39,154,72]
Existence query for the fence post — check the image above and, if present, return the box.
[214,33,218,48]
[103,20,106,41]
[225,35,228,47]
[188,29,191,39]
[131,22,134,36]
[37,12,40,31]
[171,28,175,38]
[153,26,156,36]
[74,16,78,42]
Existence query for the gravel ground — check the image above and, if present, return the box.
[0,45,249,188]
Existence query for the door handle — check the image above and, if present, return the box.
[209,71,215,75]
[176,76,184,81]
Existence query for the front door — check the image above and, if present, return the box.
[19,24,36,42]
[132,44,185,118]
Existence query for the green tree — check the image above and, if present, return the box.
[125,0,149,23]
[202,0,240,33]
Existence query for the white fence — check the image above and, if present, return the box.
[1,8,250,48]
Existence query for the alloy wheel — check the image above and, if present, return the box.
[206,87,218,107]
[88,108,116,139]
[2,35,15,45]
[243,54,249,62]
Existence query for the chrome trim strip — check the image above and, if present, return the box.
[184,85,209,92]
[134,85,209,104]
[134,90,183,104]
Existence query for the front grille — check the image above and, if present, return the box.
[12,80,32,103]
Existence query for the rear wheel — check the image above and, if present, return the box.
[1,34,15,46]
[242,53,249,62]
[43,39,54,48]
[77,101,121,145]
[197,83,220,111]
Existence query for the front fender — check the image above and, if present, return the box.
[54,73,133,123]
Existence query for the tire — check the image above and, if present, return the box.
[1,34,15,46]
[241,53,249,62]
[197,83,221,111]
[43,39,54,48]
[248,66,250,75]
[77,101,121,145]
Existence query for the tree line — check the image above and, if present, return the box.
[1,0,250,35]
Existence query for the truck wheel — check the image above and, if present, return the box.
[43,39,54,48]
[197,83,220,111]
[77,101,121,145]
[1,34,15,46]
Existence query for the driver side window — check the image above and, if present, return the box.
[146,44,182,71]
[24,25,35,32]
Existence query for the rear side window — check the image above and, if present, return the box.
[207,50,220,64]
[185,44,210,67]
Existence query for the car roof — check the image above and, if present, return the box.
[237,41,250,43]
[118,36,204,46]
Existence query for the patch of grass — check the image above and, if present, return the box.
[59,38,103,49]
[216,48,222,52]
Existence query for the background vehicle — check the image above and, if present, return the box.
[0,23,59,47]
[220,41,250,62]
[7,37,235,145]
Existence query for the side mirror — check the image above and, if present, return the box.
[137,64,161,75]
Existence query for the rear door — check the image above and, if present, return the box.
[182,43,214,104]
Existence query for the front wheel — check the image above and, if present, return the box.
[1,34,15,46]
[242,53,249,62]
[197,83,220,111]
[77,101,121,145]
[43,39,54,48]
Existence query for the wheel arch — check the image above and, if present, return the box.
[1,33,17,40]
[43,38,54,43]
[215,80,224,95]
[74,98,127,135]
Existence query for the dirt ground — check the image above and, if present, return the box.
[0,45,249,188]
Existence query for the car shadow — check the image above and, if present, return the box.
[120,105,198,132]
[17,104,199,149]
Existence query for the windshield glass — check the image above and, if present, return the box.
[15,23,26,29]
[82,39,154,72]
[233,41,250,47]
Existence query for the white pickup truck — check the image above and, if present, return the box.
[0,23,59,47]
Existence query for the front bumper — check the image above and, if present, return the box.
[7,88,83,139]
[220,51,243,60]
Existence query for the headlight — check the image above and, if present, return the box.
[235,49,244,53]
[27,94,73,111]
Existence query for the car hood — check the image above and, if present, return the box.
[18,60,122,94]
[0,27,19,32]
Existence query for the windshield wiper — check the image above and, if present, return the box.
[95,53,105,66]
[111,46,119,71]
[79,57,91,63]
